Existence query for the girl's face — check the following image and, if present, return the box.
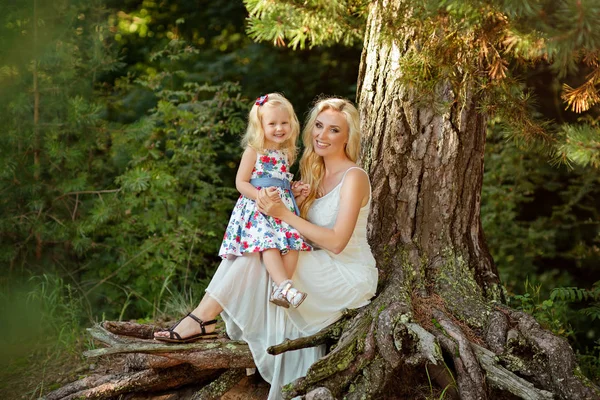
[312,109,348,158]
[261,106,292,149]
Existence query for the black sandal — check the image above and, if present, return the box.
[154,313,218,343]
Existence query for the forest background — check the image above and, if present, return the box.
[0,0,599,398]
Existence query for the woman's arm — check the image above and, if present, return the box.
[235,147,259,200]
[258,169,370,254]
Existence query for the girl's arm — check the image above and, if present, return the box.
[236,147,259,201]
[257,169,370,254]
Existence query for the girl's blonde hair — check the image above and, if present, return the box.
[299,97,361,217]
[242,93,300,165]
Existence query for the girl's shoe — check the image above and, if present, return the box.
[154,313,218,343]
[270,281,290,308]
[270,280,307,309]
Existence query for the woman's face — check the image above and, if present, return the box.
[311,109,348,158]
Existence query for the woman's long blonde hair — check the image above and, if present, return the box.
[241,93,300,165]
[299,97,361,217]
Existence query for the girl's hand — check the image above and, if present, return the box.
[257,187,288,218]
[291,181,306,197]
[292,182,310,207]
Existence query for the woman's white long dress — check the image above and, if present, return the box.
[206,167,378,400]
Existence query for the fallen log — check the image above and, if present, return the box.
[42,321,257,400]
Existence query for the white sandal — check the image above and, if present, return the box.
[270,280,307,308]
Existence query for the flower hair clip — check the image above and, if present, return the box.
[255,95,268,106]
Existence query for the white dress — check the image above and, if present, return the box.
[206,167,378,400]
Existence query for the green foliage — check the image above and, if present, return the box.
[482,126,600,288]
[0,0,121,269]
[105,0,360,121]
[0,0,247,320]
[551,281,600,321]
[577,341,600,384]
[0,274,92,399]
[507,278,600,383]
[245,0,367,49]
[25,274,90,352]
[507,279,574,338]
[72,41,248,318]
[556,122,600,168]
[483,122,600,358]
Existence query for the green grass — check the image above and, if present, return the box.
[0,274,91,399]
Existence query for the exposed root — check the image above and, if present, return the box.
[471,344,553,400]
[45,292,600,400]
[485,310,508,354]
[413,292,485,346]
[376,302,410,368]
[505,308,600,399]
[305,387,335,400]
[283,310,377,399]
[267,313,355,356]
[191,369,246,400]
[432,310,486,400]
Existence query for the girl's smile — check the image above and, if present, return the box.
[262,106,292,148]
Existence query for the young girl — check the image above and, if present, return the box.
[219,93,311,308]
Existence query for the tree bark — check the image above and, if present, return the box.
[357,0,499,303]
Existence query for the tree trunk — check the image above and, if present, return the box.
[357,0,502,327]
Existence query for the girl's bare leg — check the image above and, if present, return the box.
[262,248,289,285]
[282,250,299,279]
[154,294,223,339]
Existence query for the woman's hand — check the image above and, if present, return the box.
[257,187,289,219]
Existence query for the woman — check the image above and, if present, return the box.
[155,97,378,399]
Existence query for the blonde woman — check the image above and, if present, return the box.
[155,97,378,400]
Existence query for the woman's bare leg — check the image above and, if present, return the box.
[154,294,223,339]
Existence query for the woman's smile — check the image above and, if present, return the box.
[312,109,348,156]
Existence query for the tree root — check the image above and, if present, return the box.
[282,291,600,400]
[44,297,600,400]
[433,309,486,400]
[191,369,246,400]
[485,310,508,354]
[281,308,377,398]
[471,344,553,400]
[305,387,335,399]
[267,311,355,356]
[502,308,600,399]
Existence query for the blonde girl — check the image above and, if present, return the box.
[218,93,311,309]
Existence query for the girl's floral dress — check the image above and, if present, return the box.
[219,149,312,258]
